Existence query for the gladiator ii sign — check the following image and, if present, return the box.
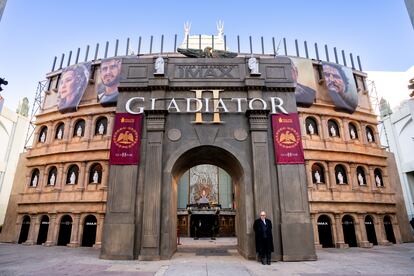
[272,113,305,164]
[109,113,143,165]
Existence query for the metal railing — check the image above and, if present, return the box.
[50,35,363,72]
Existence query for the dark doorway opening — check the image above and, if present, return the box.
[342,215,357,247]
[317,215,334,248]
[364,215,377,245]
[82,215,97,247]
[57,215,72,246]
[190,214,219,239]
[383,216,396,244]
[36,215,49,245]
[18,215,31,244]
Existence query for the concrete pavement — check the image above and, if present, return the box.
[0,238,413,275]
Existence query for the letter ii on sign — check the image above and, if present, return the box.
[191,90,223,123]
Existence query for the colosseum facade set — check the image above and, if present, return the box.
[0,32,413,261]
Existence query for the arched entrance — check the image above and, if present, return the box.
[18,215,31,244]
[177,164,235,239]
[364,215,377,245]
[57,215,72,246]
[82,215,97,247]
[36,215,49,245]
[317,215,333,248]
[383,216,396,244]
[169,145,245,256]
[342,215,357,247]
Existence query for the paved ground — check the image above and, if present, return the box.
[0,238,414,275]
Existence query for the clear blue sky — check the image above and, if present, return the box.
[0,0,413,110]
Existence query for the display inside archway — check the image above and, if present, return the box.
[189,165,218,204]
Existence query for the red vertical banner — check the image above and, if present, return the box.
[271,113,305,164]
[109,113,143,165]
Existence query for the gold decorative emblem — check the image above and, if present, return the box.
[275,127,300,149]
[113,127,139,149]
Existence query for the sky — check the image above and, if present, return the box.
[0,0,413,110]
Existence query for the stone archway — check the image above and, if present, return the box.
[383,216,396,244]
[317,215,334,248]
[342,215,357,247]
[82,215,97,247]
[18,215,30,244]
[36,215,49,245]
[163,145,248,259]
[364,215,377,245]
[57,215,72,246]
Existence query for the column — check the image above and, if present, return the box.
[356,214,372,247]
[45,122,53,145]
[345,164,352,187]
[68,213,81,247]
[45,213,57,246]
[63,118,71,140]
[77,162,86,190]
[349,164,358,190]
[106,113,115,138]
[23,214,38,245]
[100,162,109,190]
[334,214,347,248]
[391,215,403,244]
[305,161,313,189]
[311,214,322,249]
[365,165,373,189]
[323,162,330,187]
[320,116,329,141]
[55,164,65,190]
[375,215,391,246]
[342,119,350,142]
[139,110,166,260]
[36,166,45,193]
[328,162,337,190]
[84,115,93,141]
[93,213,105,248]
[14,215,22,243]
[369,167,377,192]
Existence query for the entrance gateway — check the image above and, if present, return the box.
[100,56,316,261]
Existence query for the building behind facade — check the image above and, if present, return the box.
[0,101,30,226]
[0,30,412,260]
[379,95,414,222]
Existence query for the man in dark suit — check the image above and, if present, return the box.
[253,211,274,265]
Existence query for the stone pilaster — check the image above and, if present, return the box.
[44,213,57,246]
[311,214,322,249]
[247,110,273,222]
[77,162,86,190]
[139,110,166,260]
[94,213,105,248]
[356,214,372,248]
[23,214,37,245]
[334,214,348,248]
[68,213,81,247]
[55,164,64,190]
[375,215,391,246]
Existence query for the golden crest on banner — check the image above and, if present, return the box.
[113,127,139,149]
[275,127,300,149]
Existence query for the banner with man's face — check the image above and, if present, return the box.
[57,62,91,113]
[322,62,358,113]
[290,57,317,107]
[96,58,122,106]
